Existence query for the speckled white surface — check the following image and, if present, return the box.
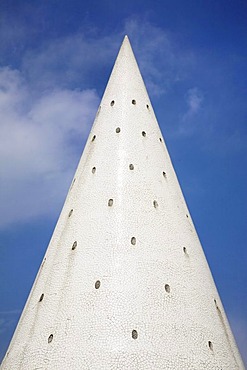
[1,36,244,370]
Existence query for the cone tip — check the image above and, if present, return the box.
[121,35,132,49]
[123,34,130,42]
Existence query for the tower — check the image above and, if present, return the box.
[1,36,244,369]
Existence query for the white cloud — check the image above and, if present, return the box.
[123,18,195,96]
[21,34,119,90]
[0,317,14,336]
[0,18,196,229]
[0,310,21,339]
[0,309,21,362]
[183,87,204,120]
[173,87,204,137]
[0,67,99,229]
[13,17,195,97]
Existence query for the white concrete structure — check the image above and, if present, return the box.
[1,36,244,369]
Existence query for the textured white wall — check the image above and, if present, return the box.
[1,36,244,369]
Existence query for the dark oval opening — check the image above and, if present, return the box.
[108,199,113,207]
[72,241,77,250]
[153,200,158,208]
[95,280,101,289]
[132,329,138,339]
[165,284,170,293]
[131,237,136,246]
[208,341,213,350]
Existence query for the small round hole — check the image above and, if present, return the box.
[96,106,101,117]
[165,284,170,293]
[108,199,113,207]
[39,293,44,302]
[214,299,219,310]
[142,131,146,137]
[92,167,96,174]
[163,171,166,178]
[72,241,77,250]
[208,341,213,350]
[132,329,138,339]
[110,100,115,106]
[68,209,73,217]
[91,135,96,142]
[186,214,189,218]
[159,137,162,142]
[129,164,134,170]
[48,334,53,343]
[183,247,187,254]
[41,258,46,268]
[146,104,149,109]
[95,280,101,289]
[131,237,136,245]
[70,178,76,189]
[132,99,136,105]
[116,127,121,133]
[153,200,158,208]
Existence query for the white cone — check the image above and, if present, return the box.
[1,36,244,369]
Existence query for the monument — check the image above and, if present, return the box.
[1,36,244,369]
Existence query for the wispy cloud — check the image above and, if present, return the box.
[0,310,21,315]
[123,17,195,96]
[183,87,204,120]
[0,17,197,229]
[0,67,99,228]
[9,17,195,96]
[0,16,245,229]
[0,309,21,359]
[172,87,204,137]
[21,34,119,91]
[0,309,21,336]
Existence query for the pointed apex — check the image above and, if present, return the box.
[121,34,132,50]
[101,33,148,110]
[119,34,132,52]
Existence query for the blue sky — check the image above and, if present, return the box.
[0,0,246,364]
